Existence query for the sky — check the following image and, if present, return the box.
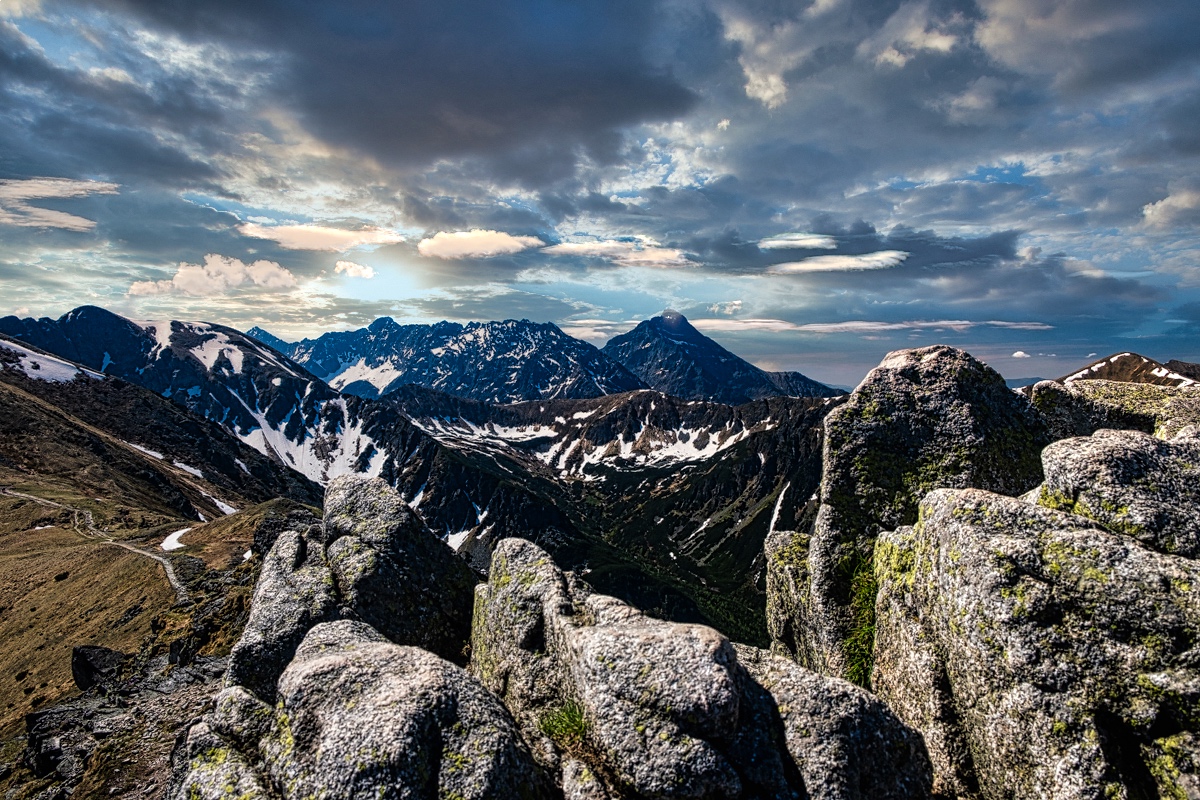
[0,0,1198,386]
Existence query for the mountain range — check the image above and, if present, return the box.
[247,310,837,404]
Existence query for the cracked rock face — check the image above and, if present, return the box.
[769,345,1050,683]
[872,488,1200,800]
[226,525,337,701]
[1038,427,1200,558]
[323,475,478,664]
[472,537,931,800]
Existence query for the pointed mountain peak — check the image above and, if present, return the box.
[603,313,838,403]
[246,326,291,352]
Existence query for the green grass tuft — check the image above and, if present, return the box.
[539,701,588,753]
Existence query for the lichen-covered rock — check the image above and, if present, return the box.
[562,757,610,800]
[734,644,933,800]
[1033,378,1200,441]
[184,621,555,800]
[1038,427,1200,557]
[473,538,768,798]
[1029,380,1157,441]
[770,345,1049,682]
[167,722,271,800]
[872,488,1200,800]
[226,526,337,701]
[324,475,477,663]
[473,537,930,800]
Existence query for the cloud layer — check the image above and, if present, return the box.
[0,0,1195,383]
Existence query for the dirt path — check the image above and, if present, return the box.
[1,487,191,605]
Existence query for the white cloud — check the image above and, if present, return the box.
[541,239,692,269]
[128,253,297,296]
[239,222,405,251]
[767,250,910,273]
[717,11,808,109]
[857,1,959,69]
[417,229,543,259]
[334,260,376,279]
[757,232,839,250]
[691,317,1052,334]
[708,300,744,315]
[717,118,731,130]
[1012,350,1031,358]
[1142,187,1200,229]
[0,177,119,231]
[0,0,42,17]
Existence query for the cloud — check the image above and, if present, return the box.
[1142,186,1200,228]
[757,233,839,250]
[1012,350,1031,358]
[239,223,404,251]
[856,1,960,69]
[767,250,910,273]
[128,253,297,296]
[708,300,743,315]
[95,0,696,180]
[0,177,119,231]
[417,229,544,260]
[541,239,693,269]
[334,260,376,279]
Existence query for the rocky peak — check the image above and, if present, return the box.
[602,311,837,404]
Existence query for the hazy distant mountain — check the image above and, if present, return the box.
[250,317,646,404]
[1058,352,1198,388]
[601,311,838,404]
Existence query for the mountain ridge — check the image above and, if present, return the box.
[250,317,647,403]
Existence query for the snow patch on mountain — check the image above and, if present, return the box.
[327,357,404,393]
[0,339,104,383]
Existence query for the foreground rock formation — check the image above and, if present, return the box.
[172,476,932,799]
[874,481,1200,798]
[767,346,1050,682]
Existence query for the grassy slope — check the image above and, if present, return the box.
[0,493,175,734]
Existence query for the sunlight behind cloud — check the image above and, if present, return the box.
[334,260,376,279]
[239,223,405,251]
[417,229,544,260]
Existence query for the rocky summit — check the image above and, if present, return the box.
[6,340,1200,800]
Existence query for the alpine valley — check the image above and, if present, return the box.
[2,305,1200,800]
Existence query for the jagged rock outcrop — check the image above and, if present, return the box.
[1038,427,1200,558]
[768,345,1050,683]
[1031,378,1200,441]
[177,621,554,800]
[172,477,550,799]
[872,487,1200,799]
[226,526,338,701]
[226,476,477,701]
[324,475,478,662]
[471,537,931,799]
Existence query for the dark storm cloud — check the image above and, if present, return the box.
[69,0,698,184]
[0,20,231,187]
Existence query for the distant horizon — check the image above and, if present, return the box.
[5,301,1189,388]
[2,0,1197,389]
